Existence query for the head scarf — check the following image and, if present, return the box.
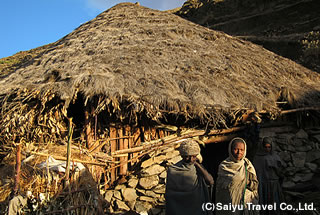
[178,139,200,156]
[255,136,274,156]
[228,137,247,162]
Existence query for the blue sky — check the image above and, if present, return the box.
[0,0,186,59]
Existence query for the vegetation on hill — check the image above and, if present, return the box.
[176,0,320,73]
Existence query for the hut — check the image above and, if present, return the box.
[1,2,320,214]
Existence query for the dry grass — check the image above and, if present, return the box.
[0,2,320,145]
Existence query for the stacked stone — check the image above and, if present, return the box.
[260,126,320,195]
[103,147,182,214]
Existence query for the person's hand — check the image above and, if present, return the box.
[194,160,200,167]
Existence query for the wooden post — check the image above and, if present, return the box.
[65,118,73,188]
[132,127,142,165]
[151,128,157,140]
[118,127,125,176]
[84,106,94,149]
[204,134,238,144]
[14,143,21,194]
[122,126,130,174]
[110,126,117,184]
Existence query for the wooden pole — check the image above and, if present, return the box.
[204,134,238,144]
[112,126,246,155]
[14,143,21,194]
[65,118,73,187]
[280,106,320,115]
[84,106,94,149]
[110,126,117,184]
[30,152,109,166]
[118,127,125,176]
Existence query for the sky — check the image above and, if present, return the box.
[0,0,186,59]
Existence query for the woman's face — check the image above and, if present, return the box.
[263,143,272,153]
[232,141,245,160]
[183,155,198,164]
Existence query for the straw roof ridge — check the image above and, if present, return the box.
[1,2,320,123]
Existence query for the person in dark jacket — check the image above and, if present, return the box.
[165,139,214,215]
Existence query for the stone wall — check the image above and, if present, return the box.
[102,147,182,214]
[259,125,320,202]
[101,125,320,214]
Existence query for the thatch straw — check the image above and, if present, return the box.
[1,2,320,140]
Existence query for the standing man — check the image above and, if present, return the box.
[165,139,214,215]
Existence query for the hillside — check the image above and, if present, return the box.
[176,0,320,72]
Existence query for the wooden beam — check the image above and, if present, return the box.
[30,151,109,166]
[65,118,73,187]
[109,126,117,184]
[84,106,94,149]
[204,134,238,144]
[118,127,125,176]
[14,144,21,194]
[280,107,320,115]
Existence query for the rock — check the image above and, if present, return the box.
[167,155,182,165]
[292,175,302,183]
[114,184,126,190]
[127,200,136,210]
[287,145,296,152]
[292,173,313,182]
[141,155,167,168]
[145,190,160,198]
[161,147,175,154]
[159,171,167,179]
[135,201,153,213]
[113,190,122,200]
[140,196,155,202]
[295,173,314,182]
[306,128,320,135]
[165,150,180,160]
[107,205,114,214]
[139,175,159,189]
[296,145,312,152]
[122,188,138,202]
[279,151,291,162]
[150,208,162,215]
[311,173,320,190]
[292,152,306,167]
[305,163,318,172]
[153,184,166,194]
[259,129,275,138]
[311,134,320,143]
[115,199,130,211]
[293,138,305,147]
[277,134,295,143]
[158,194,166,203]
[313,158,320,166]
[282,181,295,189]
[301,173,314,182]
[306,150,320,162]
[128,178,139,188]
[295,129,308,139]
[136,188,146,195]
[276,138,288,146]
[141,164,165,176]
[105,190,114,203]
[284,167,297,176]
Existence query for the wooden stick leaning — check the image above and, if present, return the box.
[112,126,246,155]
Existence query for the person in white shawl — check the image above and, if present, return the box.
[165,139,214,215]
[216,137,259,215]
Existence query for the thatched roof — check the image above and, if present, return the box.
[1,2,320,125]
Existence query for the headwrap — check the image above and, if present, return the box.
[228,137,247,162]
[178,139,200,156]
